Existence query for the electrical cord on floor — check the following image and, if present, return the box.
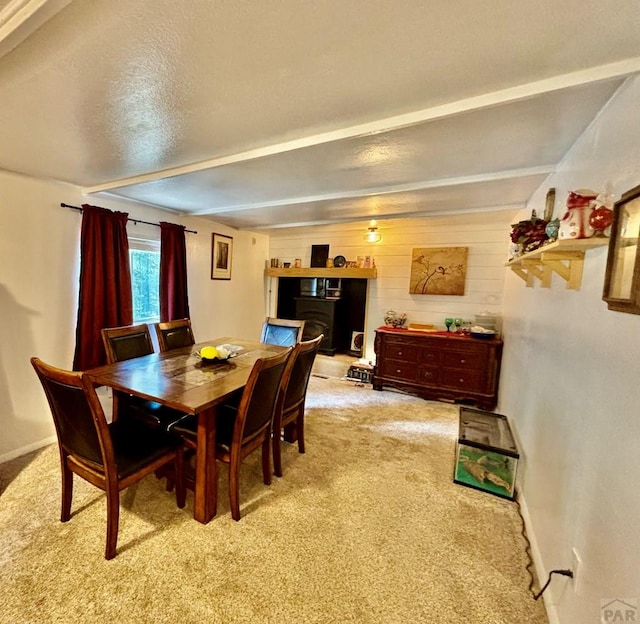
[514,491,574,601]
[513,492,537,598]
[533,569,574,601]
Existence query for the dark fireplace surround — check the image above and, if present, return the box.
[274,277,367,356]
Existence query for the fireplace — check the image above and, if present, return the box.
[294,297,345,355]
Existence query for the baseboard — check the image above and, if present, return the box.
[0,435,56,465]
[517,491,560,624]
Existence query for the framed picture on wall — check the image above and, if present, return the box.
[602,183,640,314]
[211,233,233,280]
[310,244,330,267]
[409,247,468,295]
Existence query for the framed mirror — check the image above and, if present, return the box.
[603,183,640,314]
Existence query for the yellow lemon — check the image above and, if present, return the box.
[200,346,218,360]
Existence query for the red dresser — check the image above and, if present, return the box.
[372,327,503,410]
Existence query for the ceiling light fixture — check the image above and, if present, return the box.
[364,221,382,243]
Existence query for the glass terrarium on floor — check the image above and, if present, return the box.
[454,406,519,500]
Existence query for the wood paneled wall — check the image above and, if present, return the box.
[268,210,517,359]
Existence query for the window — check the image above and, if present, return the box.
[129,237,160,324]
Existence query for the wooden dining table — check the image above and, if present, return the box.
[87,337,288,523]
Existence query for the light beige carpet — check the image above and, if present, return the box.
[0,375,548,624]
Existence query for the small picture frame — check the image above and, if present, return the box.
[211,233,233,280]
[310,244,330,268]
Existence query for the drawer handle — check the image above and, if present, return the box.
[460,359,466,364]
[396,369,402,374]
[398,351,403,356]
[459,378,464,383]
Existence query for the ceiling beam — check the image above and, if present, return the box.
[84,58,640,196]
[0,0,72,59]
[188,165,556,216]
[239,203,526,231]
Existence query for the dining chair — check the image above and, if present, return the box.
[30,357,186,560]
[152,318,195,352]
[272,334,323,477]
[260,317,305,347]
[101,324,187,432]
[172,347,294,520]
[101,323,154,365]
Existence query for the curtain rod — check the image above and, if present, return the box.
[61,203,198,234]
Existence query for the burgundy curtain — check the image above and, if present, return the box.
[73,205,133,370]
[160,222,190,322]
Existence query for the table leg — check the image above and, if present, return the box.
[194,407,217,523]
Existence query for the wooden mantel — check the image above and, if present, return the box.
[265,267,377,279]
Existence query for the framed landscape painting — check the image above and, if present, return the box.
[409,247,468,295]
[211,233,233,280]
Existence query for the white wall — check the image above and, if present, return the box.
[0,170,270,461]
[269,210,515,360]
[501,76,640,623]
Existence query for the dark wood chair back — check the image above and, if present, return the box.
[272,334,323,477]
[30,357,185,559]
[226,347,292,519]
[101,323,186,431]
[101,324,154,364]
[35,357,105,464]
[238,348,293,441]
[172,347,294,520]
[153,318,195,352]
[283,334,323,414]
[260,317,305,347]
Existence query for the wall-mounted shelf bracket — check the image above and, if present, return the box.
[506,239,608,290]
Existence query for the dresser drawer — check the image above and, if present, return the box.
[418,366,439,385]
[441,350,484,370]
[381,343,418,363]
[379,359,418,382]
[419,349,440,366]
[440,369,483,391]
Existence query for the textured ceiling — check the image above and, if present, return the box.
[1,0,640,230]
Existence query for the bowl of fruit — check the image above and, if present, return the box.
[196,345,232,363]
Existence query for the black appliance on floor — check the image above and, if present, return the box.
[294,297,345,355]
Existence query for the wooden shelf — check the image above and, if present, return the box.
[506,238,608,290]
[265,267,377,279]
